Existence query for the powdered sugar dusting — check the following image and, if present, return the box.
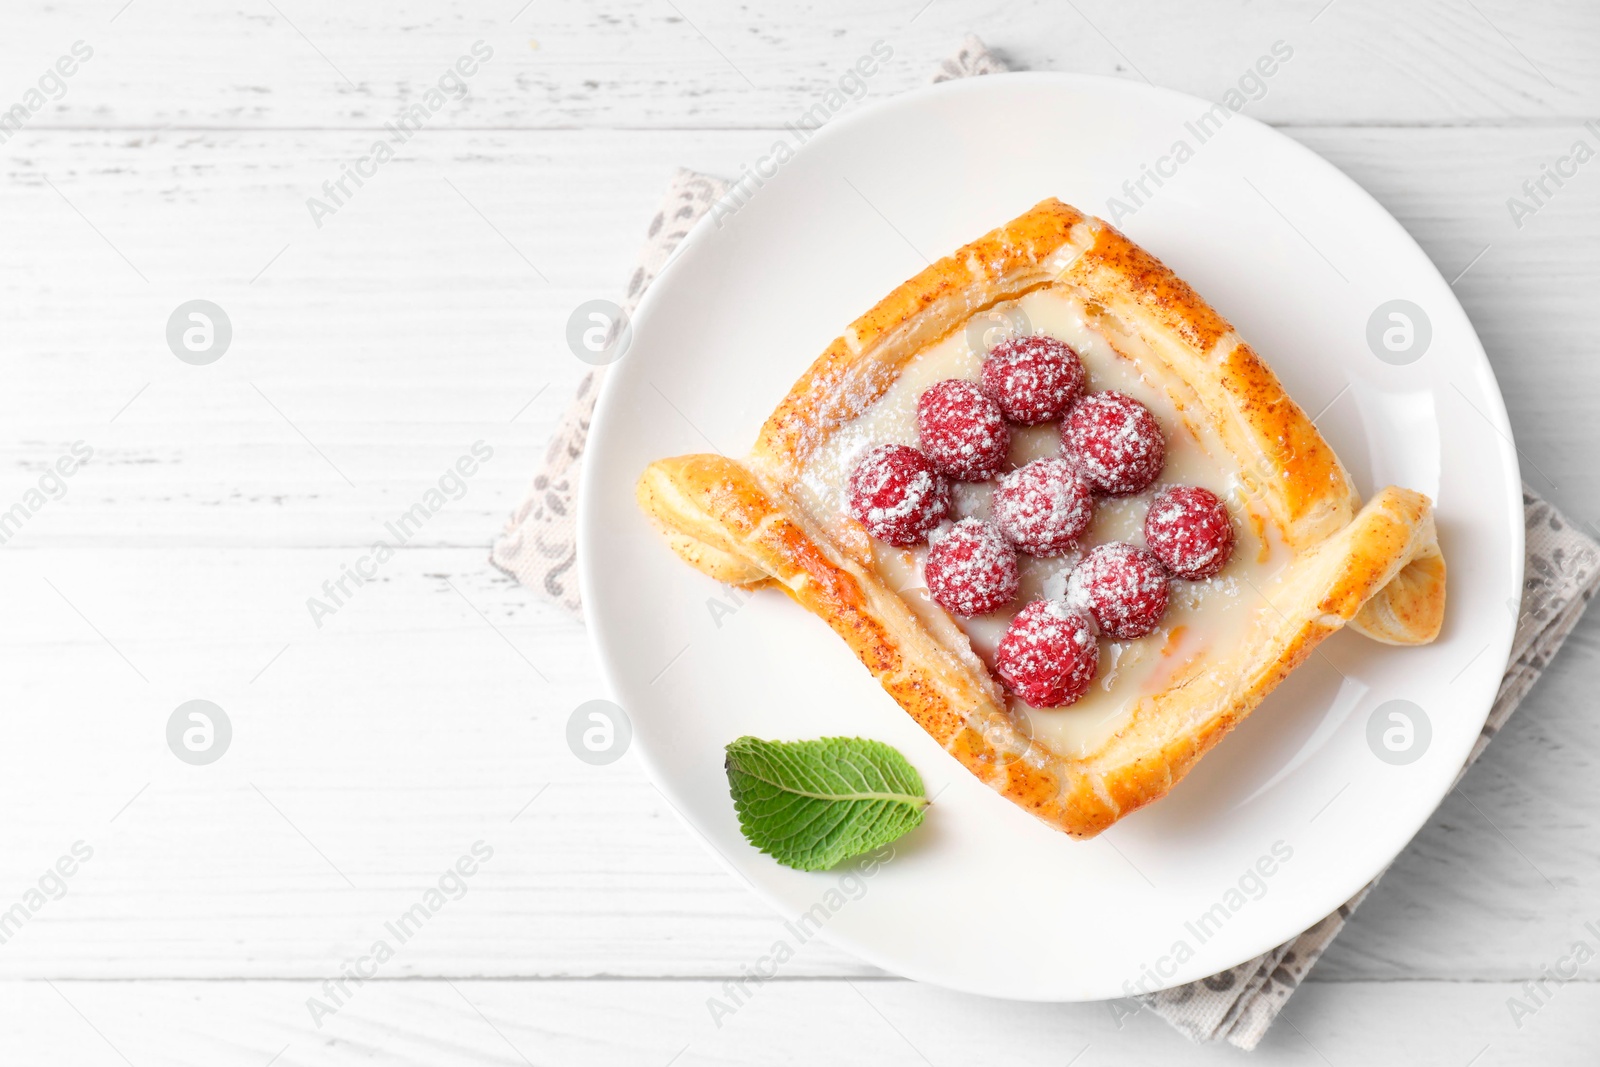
[980,334,1086,425]
[925,518,1020,617]
[845,443,949,545]
[992,457,1094,556]
[916,378,1009,481]
[796,286,1288,757]
[995,599,1099,707]
[1144,484,1235,579]
[1062,391,1165,495]
[1065,541,1172,639]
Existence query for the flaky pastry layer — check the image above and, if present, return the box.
[636,199,1446,838]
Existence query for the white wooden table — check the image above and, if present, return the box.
[3,2,1598,1062]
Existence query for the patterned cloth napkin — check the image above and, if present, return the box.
[492,36,1600,1050]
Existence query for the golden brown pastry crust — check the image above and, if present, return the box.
[636,199,1446,838]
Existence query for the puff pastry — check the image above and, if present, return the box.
[635,199,1446,838]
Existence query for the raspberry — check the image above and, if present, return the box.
[924,519,1019,617]
[846,444,950,546]
[1144,485,1235,579]
[1066,542,1171,640]
[979,334,1087,425]
[1061,391,1165,496]
[991,457,1094,557]
[916,379,1009,482]
[994,600,1099,708]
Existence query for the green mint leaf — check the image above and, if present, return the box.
[724,736,928,872]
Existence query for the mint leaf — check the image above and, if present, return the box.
[724,736,928,871]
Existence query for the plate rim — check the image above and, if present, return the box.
[577,70,1524,1001]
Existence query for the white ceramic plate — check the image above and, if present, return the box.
[579,73,1522,1001]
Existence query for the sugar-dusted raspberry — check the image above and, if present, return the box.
[846,443,950,546]
[994,600,1099,708]
[1061,391,1166,496]
[979,335,1087,426]
[916,379,1010,482]
[1144,485,1236,580]
[1066,542,1171,640]
[991,457,1094,557]
[924,519,1020,617]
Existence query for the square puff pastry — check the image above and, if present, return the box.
[635,199,1446,838]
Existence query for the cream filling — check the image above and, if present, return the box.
[800,287,1288,758]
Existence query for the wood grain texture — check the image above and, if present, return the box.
[8,979,1599,1066]
[2,0,1598,128]
[4,0,1600,1061]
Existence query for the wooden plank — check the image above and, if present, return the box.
[10,978,1599,1065]
[1,0,1594,130]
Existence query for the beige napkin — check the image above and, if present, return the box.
[492,37,1600,1050]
